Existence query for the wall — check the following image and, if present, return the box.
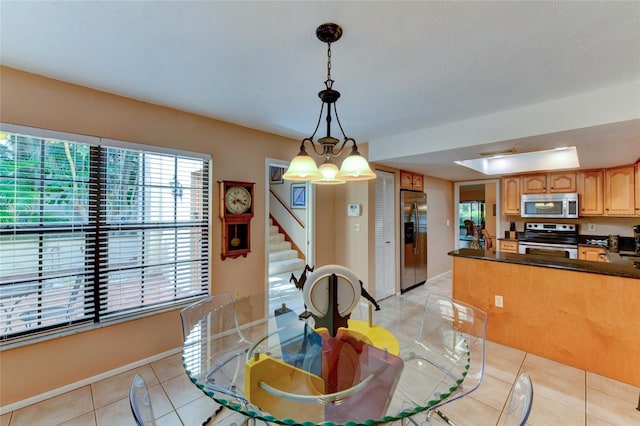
[423,176,455,278]
[0,66,320,407]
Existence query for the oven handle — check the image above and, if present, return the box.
[518,241,578,250]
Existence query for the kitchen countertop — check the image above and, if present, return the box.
[449,248,640,279]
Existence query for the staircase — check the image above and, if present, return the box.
[268,219,306,276]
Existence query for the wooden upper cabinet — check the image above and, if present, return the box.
[548,172,577,193]
[502,176,521,215]
[636,162,640,214]
[604,165,637,216]
[521,174,547,194]
[400,170,424,191]
[412,174,424,192]
[577,170,604,216]
[521,172,576,194]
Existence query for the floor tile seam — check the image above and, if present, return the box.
[494,349,529,421]
[586,386,640,409]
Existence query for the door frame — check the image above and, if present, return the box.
[264,159,315,291]
[454,179,501,249]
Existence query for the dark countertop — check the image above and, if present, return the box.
[449,248,640,279]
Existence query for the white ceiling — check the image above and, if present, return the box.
[1,1,639,181]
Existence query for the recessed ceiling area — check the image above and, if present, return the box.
[1,1,638,181]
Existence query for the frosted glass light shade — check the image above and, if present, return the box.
[336,152,376,181]
[283,154,322,181]
[313,161,346,185]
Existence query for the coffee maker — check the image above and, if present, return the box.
[634,224,640,255]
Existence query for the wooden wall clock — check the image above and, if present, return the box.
[219,180,254,260]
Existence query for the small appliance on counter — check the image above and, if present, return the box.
[634,225,640,255]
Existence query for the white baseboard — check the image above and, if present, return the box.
[0,347,182,415]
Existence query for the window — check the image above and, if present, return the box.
[0,125,210,342]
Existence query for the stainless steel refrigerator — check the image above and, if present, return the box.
[400,190,428,292]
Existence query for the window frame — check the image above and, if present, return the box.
[0,124,211,344]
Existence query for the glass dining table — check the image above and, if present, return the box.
[181,292,475,426]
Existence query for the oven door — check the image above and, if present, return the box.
[518,241,578,259]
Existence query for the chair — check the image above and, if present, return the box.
[502,371,534,426]
[129,374,156,426]
[180,293,267,424]
[399,293,487,425]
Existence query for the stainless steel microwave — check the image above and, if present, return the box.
[520,193,579,218]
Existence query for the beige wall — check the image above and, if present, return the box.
[0,66,317,406]
[423,175,455,278]
[0,67,455,407]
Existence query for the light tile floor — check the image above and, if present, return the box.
[2,272,639,425]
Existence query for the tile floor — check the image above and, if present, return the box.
[1,272,639,426]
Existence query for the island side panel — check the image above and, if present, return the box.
[452,256,640,387]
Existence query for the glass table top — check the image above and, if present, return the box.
[182,293,474,425]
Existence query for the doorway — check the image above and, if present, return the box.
[265,159,313,313]
[454,179,500,249]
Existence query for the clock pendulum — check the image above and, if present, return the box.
[231,224,241,247]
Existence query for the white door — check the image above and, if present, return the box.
[375,171,396,299]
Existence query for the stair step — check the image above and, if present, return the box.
[269,249,299,262]
[269,258,307,276]
[269,234,285,244]
[269,225,279,235]
[269,241,292,252]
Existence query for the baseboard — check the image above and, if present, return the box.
[427,269,453,282]
[0,346,182,415]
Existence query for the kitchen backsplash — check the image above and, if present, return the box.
[500,216,640,237]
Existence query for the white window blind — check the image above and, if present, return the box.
[0,127,209,341]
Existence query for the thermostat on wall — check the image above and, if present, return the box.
[347,204,361,216]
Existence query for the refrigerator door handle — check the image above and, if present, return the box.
[413,202,419,255]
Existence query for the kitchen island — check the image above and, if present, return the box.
[449,248,640,387]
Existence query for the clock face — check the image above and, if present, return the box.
[225,186,252,214]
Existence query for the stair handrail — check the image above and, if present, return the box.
[269,188,305,228]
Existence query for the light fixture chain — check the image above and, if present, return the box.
[326,43,334,89]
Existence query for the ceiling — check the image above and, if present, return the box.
[1,1,639,181]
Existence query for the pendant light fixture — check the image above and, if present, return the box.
[283,23,376,185]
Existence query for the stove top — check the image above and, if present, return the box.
[521,222,579,245]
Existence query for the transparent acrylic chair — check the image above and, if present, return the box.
[129,374,156,426]
[502,371,534,426]
[399,292,487,426]
[180,292,269,425]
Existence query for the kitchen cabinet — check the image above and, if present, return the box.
[577,170,604,216]
[636,161,640,214]
[521,174,547,194]
[578,246,609,262]
[521,172,576,194]
[400,170,424,191]
[604,165,636,216]
[498,239,519,254]
[549,172,577,193]
[501,176,521,215]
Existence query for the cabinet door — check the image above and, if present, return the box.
[522,174,547,194]
[412,174,424,192]
[549,172,577,193]
[498,240,519,253]
[400,170,413,189]
[605,166,636,216]
[636,162,640,214]
[579,247,607,262]
[502,176,521,215]
[577,170,604,216]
